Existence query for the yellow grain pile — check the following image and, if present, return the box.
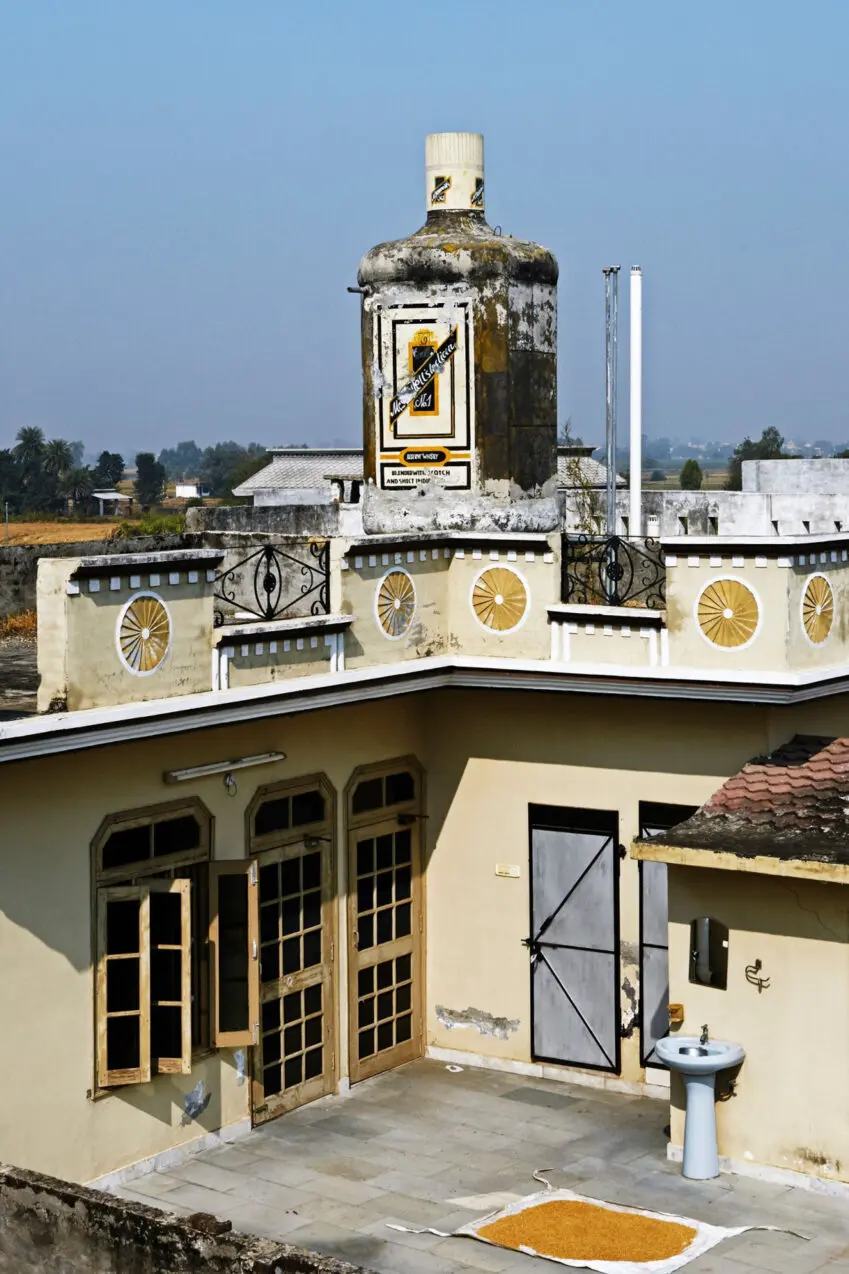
[479,1199,697,1263]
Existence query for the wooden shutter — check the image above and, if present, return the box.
[209,861,259,1048]
[148,879,192,1075]
[96,886,152,1088]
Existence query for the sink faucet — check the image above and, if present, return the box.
[700,1024,709,1045]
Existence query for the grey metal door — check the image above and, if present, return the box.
[529,813,619,1073]
[638,803,698,1066]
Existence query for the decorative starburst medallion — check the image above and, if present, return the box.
[118,593,171,673]
[697,578,759,649]
[376,570,415,638]
[801,574,834,645]
[472,567,528,632]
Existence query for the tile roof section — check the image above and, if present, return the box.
[232,450,363,495]
[645,735,849,863]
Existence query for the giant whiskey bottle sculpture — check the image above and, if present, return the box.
[357,132,559,533]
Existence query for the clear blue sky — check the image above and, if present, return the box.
[1,1,847,457]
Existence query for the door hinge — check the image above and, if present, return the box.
[252,1022,259,1045]
[251,939,258,960]
[249,861,258,885]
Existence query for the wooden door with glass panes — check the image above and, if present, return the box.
[249,839,336,1123]
[242,778,337,1125]
[347,761,423,1083]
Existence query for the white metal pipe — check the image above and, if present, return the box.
[629,266,643,537]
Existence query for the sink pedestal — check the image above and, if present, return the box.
[655,1036,744,1183]
[680,1072,720,1179]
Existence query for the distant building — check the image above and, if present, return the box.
[174,482,210,500]
[91,490,132,516]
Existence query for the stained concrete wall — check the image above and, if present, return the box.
[743,457,849,496]
[667,864,849,1186]
[0,535,187,620]
[0,1164,366,1273]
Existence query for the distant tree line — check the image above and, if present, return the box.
[157,439,272,498]
[0,427,124,514]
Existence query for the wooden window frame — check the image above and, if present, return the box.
[91,798,212,1094]
[96,878,191,1088]
[346,755,422,832]
[209,860,260,1049]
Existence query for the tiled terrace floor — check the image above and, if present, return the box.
[116,1060,849,1273]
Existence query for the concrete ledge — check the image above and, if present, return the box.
[666,1142,849,1199]
[0,1161,372,1273]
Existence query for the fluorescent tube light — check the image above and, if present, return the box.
[164,752,286,784]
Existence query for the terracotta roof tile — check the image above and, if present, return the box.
[642,736,849,865]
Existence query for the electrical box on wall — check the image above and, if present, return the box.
[689,917,729,989]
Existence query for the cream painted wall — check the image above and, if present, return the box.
[418,690,776,1086]
[447,546,558,659]
[0,696,422,1183]
[226,635,334,687]
[564,622,658,667]
[65,580,215,710]
[342,551,451,668]
[5,683,849,1183]
[667,865,849,1184]
[786,560,849,670]
[665,558,789,672]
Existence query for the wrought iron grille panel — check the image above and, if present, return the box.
[562,535,665,610]
[214,541,330,624]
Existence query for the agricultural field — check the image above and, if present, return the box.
[1,521,132,546]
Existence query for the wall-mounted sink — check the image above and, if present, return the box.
[656,1036,745,1179]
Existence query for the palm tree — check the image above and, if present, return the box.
[14,426,45,469]
[43,438,74,476]
[60,466,94,507]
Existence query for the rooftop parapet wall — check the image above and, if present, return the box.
[37,550,223,713]
[0,1162,371,1274]
[664,539,849,674]
[743,457,849,495]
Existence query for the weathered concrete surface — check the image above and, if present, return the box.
[743,457,849,495]
[0,636,37,719]
[0,534,188,619]
[188,505,363,538]
[0,1163,373,1274]
[114,1060,849,1274]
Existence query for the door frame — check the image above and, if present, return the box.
[637,801,698,1068]
[527,804,621,1075]
[344,755,425,1085]
[245,772,338,1124]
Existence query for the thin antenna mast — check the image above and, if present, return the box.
[603,266,621,535]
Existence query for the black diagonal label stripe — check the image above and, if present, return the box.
[389,328,458,430]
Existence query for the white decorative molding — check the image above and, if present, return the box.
[206,569,217,582]
[255,643,263,655]
[709,556,722,567]
[168,572,180,586]
[310,636,318,649]
[777,557,792,568]
[241,644,249,657]
[525,551,535,563]
[490,549,499,561]
[731,556,744,567]
[754,556,767,568]
[543,552,554,564]
[283,640,291,652]
[382,554,390,566]
[354,556,363,569]
[130,574,141,589]
[341,558,349,570]
[296,638,304,650]
[472,548,482,560]
[269,641,277,653]
[149,574,160,587]
[687,556,699,567]
[188,570,199,584]
[406,550,415,563]
[66,581,80,596]
[664,555,678,566]
[507,550,517,562]
[88,579,101,593]
[368,555,377,567]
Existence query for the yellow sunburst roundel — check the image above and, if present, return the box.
[802,574,834,645]
[118,593,171,673]
[472,567,528,632]
[697,578,759,649]
[376,570,415,638]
